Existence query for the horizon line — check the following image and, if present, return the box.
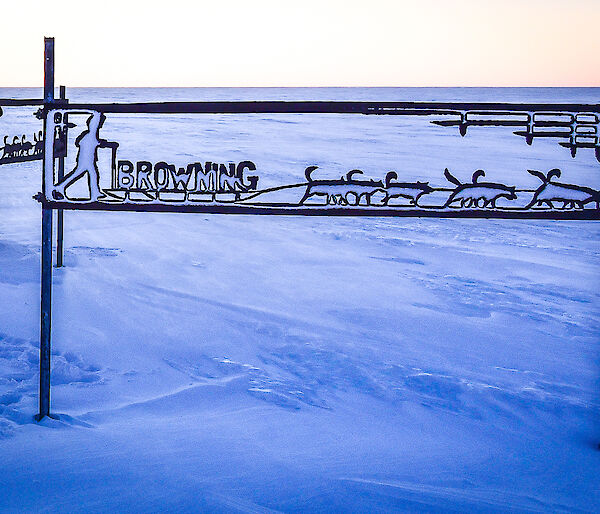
[1,85,600,89]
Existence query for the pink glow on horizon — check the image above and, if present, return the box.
[0,0,598,87]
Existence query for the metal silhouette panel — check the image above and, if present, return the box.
[38,103,600,219]
[0,100,66,165]
[432,110,600,162]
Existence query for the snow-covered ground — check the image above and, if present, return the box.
[1,88,599,512]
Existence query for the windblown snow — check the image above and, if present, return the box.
[0,87,598,513]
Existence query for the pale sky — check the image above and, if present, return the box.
[1,0,598,87]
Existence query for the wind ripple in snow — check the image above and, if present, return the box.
[0,333,102,437]
[163,337,596,420]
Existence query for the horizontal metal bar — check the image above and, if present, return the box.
[39,198,600,220]
[514,130,572,138]
[59,101,600,115]
[0,98,45,106]
[434,120,529,127]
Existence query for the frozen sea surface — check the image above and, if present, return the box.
[0,88,599,512]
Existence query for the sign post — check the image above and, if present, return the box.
[36,37,54,421]
[56,85,66,268]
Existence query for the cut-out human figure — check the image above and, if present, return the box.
[53,112,117,201]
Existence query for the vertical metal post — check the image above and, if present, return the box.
[56,85,65,268]
[37,37,54,421]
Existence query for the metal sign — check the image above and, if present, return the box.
[21,37,600,422]
[38,103,600,219]
[432,110,600,162]
[0,99,67,165]
[1,130,45,164]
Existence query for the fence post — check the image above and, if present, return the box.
[37,36,54,421]
[56,85,66,268]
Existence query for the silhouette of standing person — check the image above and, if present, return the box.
[53,112,117,201]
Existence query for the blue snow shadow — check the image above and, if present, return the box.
[0,333,101,437]
[0,241,39,285]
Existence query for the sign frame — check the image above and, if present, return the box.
[28,38,600,421]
